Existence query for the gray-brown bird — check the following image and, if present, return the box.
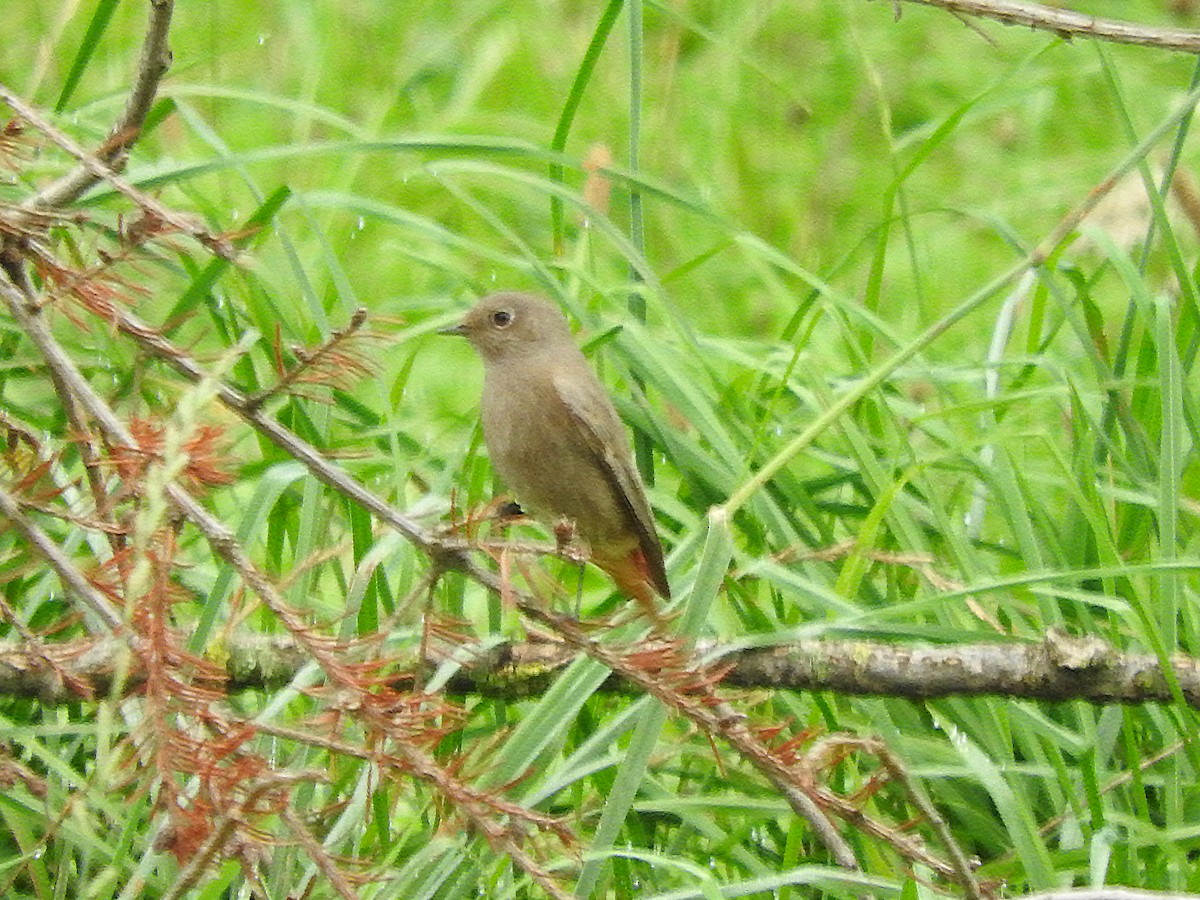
[443,291,670,620]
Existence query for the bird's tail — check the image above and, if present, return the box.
[593,547,670,628]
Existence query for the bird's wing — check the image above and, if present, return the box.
[552,370,670,598]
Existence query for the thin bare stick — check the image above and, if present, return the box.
[892,0,1200,54]
[159,771,316,900]
[56,291,473,565]
[29,0,176,210]
[0,90,233,259]
[0,481,125,632]
[245,307,371,412]
[0,262,123,552]
[863,737,983,898]
[280,808,362,900]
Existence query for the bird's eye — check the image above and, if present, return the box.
[491,310,513,328]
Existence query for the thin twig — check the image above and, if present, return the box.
[280,808,362,900]
[865,737,983,898]
[891,0,1200,54]
[159,771,315,900]
[75,297,451,555]
[1018,741,1186,853]
[512,602,860,870]
[0,482,125,632]
[245,307,371,412]
[0,89,234,258]
[0,260,122,551]
[29,0,176,210]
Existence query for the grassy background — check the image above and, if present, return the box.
[3,1,1200,897]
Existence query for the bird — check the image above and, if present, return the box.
[442,291,670,622]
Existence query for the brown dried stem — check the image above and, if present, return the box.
[160,771,316,900]
[0,480,125,633]
[66,296,459,562]
[280,808,363,900]
[0,261,122,553]
[246,307,373,411]
[807,735,984,896]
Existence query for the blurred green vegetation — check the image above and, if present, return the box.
[3,1,1200,896]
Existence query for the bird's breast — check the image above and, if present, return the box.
[480,366,626,544]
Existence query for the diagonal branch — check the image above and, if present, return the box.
[0,482,125,633]
[509,602,861,871]
[0,261,124,554]
[56,289,478,570]
[245,307,372,411]
[865,737,983,899]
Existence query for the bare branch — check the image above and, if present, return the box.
[30,0,176,210]
[11,630,1198,708]
[722,629,1200,707]
[66,293,480,570]
[857,737,984,899]
[891,0,1200,54]
[0,265,124,553]
[0,92,235,259]
[245,307,373,412]
[280,808,362,900]
[0,482,125,633]
[509,604,862,870]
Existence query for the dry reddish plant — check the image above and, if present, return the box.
[109,417,235,492]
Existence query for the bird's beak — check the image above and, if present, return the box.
[438,321,467,337]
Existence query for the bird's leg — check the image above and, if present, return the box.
[551,516,577,554]
[552,517,588,618]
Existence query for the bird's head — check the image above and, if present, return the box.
[441,291,576,363]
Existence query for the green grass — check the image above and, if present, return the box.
[2,0,1200,897]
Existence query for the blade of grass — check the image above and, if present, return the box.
[55,0,120,112]
[723,76,1200,516]
[165,185,291,331]
[549,0,624,252]
[936,710,1055,888]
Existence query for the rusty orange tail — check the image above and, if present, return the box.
[593,546,669,626]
